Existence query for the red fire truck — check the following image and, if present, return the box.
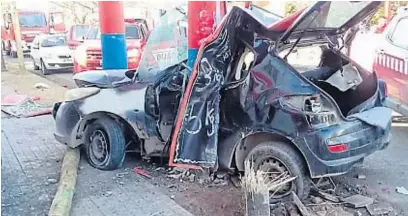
[1,10,65,58]
[72,18,149,74]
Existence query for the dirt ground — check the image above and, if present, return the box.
[2,62,67,106]
[129,149,407,216]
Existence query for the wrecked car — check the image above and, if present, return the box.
[53,2,391,201]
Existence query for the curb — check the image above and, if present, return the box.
[48,148,80,216]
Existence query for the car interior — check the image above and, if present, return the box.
[283,44,378,117]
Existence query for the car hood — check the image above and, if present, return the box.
[40,46,71,56]
[73,69,133,88]
[280,1,381,42]
[81,39,143,50]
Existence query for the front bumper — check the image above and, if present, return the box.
[302,119,392,178]
[53,101,82,148]
[44,59,74,70]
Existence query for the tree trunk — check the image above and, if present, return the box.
[11,2,25,70]
[1,47,6,71]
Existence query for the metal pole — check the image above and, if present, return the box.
[187,1,216,70]
[98,1,127,70]
[11,2,25,70]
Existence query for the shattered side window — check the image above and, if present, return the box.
[137,6,188,81]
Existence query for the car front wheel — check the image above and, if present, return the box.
[41,59,50,75]
[245,141,311,203]
[84,118,126,171]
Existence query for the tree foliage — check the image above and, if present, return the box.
[49,1,99,25]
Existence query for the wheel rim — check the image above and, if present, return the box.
[88,129,110,166]
[258,157,295,199]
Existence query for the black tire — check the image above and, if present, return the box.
[84,118,126,171]
[11,51,17,58]
[245,141,311,203]
[32,57,39,70]
[40,59,50,75]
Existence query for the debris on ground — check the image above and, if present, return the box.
[103,191,113,197]
[230,175,241,188]
[342,194,374,208]
[242,160,270,216]
[291,191,310,216]
[357,175,367,180]
[366,202,394,215]
[47,178,58,184]
[1,96,52,118]
[310,196,324,204]
[325,207,354,216]
[1,94,30,105]
[395,186,408,195]
[132,167,152,179]
[34,83,50,90]
[311,189,340,203]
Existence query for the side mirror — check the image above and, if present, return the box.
[125,69,136,79]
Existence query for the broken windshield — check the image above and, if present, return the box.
[137,6,187,82]
[281,1,379,42]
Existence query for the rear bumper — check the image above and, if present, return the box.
[303,119,392,178]
[384,97,408,117]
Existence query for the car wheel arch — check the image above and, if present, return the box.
[76,111,140,146]
[233,132,311,177]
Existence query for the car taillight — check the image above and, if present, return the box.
[327,144,348,153]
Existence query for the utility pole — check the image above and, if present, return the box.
[11,2,25,70]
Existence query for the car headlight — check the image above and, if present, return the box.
[64,87,100,102]
[74,46,87,66]
[127,49,140,58]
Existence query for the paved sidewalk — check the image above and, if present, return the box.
[1,115,193,216]
[72,159,193,216]
[1,116,66,216]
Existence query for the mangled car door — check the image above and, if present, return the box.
[168,7,289,168]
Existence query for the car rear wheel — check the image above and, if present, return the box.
[245,141,310,203]
[32,57,39,70]
[40,59,50,75]
[84,118,126,171]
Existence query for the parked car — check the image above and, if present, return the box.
[30,34,73,75]
[53,2,391,201]
[372,7,408,116]
[73,19,149,74]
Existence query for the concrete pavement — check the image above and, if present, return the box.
[1,115,193,216]
[334,121,408,215]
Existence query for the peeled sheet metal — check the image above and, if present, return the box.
[350,107,392,130]
[1,99,52,118]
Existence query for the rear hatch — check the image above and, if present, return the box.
[278,2,389,121]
